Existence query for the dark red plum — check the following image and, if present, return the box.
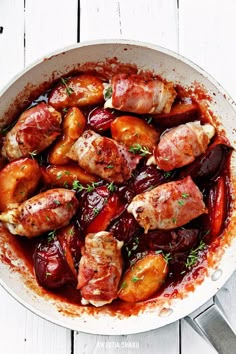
[87,107,117,132]
[34,235,77,289]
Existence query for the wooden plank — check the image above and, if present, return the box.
[0,0,24,87]
[74,323,179,354]
[25,0,78,66]
[179,0,236,101]
[0,1,76,353]
[80,0,178,51]
[0,286,71,354]
[179,0,236,352]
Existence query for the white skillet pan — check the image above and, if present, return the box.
[0,40,236,354]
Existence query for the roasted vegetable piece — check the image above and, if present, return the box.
[87,107,117,132]
[48,107,86,165]
[149,121,215,171]
[127,176,207,232]
[34,233,77,289]
[111,115,160,150]
[77,231,123,307]
[152,102,200,128]
[2,102,61,160]
[48,74,104,110]
[104,73,176,114]
[0,188,79,237]
[56,224,83,276]
[179,143,233,184]
[202,176,227,241]
[109,210,140,243]
[67,130,141,183]
[133,165,174,194]
[78,185,124,233]
[41,164,98,188]
[0,158,41,211]
[146,228,200,253]
[118,253,168,302]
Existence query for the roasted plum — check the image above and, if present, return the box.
[34,232,77,289]
[87,107,117,132]
[179,143,233,185]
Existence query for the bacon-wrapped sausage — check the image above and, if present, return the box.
[148,121,215,171]
[2,102,62,160]
[127,176,207,232]
[77,231,123,307]
[104,73,176,114]
[67,130,140,183]
[0,189,78,238]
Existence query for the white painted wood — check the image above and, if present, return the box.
[74,323,179,354]
[80,0,178,51]
[179,0,236,351]
[0,1,75,353]
[24,0,78,66]
[0,0,24,87]
[179,0,236,101]
[0,286,71,354]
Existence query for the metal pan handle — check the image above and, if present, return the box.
[186,297,236,354]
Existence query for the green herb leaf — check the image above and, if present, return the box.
[132,276,144,283]
[181,193,190,198]
[53,200,61,205]
[93,207,100,216]
[104,86,112,100]
[61,77,74,96]
[129,143,151,157]
[107,181,115,192]
[178,199,185,206]
[106,165,114,169]
[185,240,207,269]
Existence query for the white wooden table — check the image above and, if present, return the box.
[0,1,236,353]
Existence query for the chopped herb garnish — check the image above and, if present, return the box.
[185,240,207,269]
[93,207,100,216]
[62,108,69,113]
[107,181,115,192]
[20,165,26,171]
[72,180,100,193]
[48,230,56,241]
[53,200,61,205]
[163,171,172,179]
[129,144,151,157]
[29,150,37,159]
[106,165,114,169]
[181,193,189,198]
[147,117,153,124]
[120,281,127,289]
[172,218,177,224]
[56,172,63,180]
[204,229,210,236]
[61,77,74,96]
[163,252,172,263]
[104,86,112,100]
[178,200,185,206]
[132,276,144,283]
[64,171,71,176]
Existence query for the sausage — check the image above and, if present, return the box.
[2,102,62,160]
[127,176,207,232]
[104,73,176,114]
[77,231,123,307]
[0,188,78,238]
[148,121,215,171]
[67,130,141,183]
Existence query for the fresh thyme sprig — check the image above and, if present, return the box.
[129,143,151,157]
[185,240,207,269]
[61,77,74,96]
[72,180,100,193]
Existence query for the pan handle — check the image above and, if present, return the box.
[186,297,236,354]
